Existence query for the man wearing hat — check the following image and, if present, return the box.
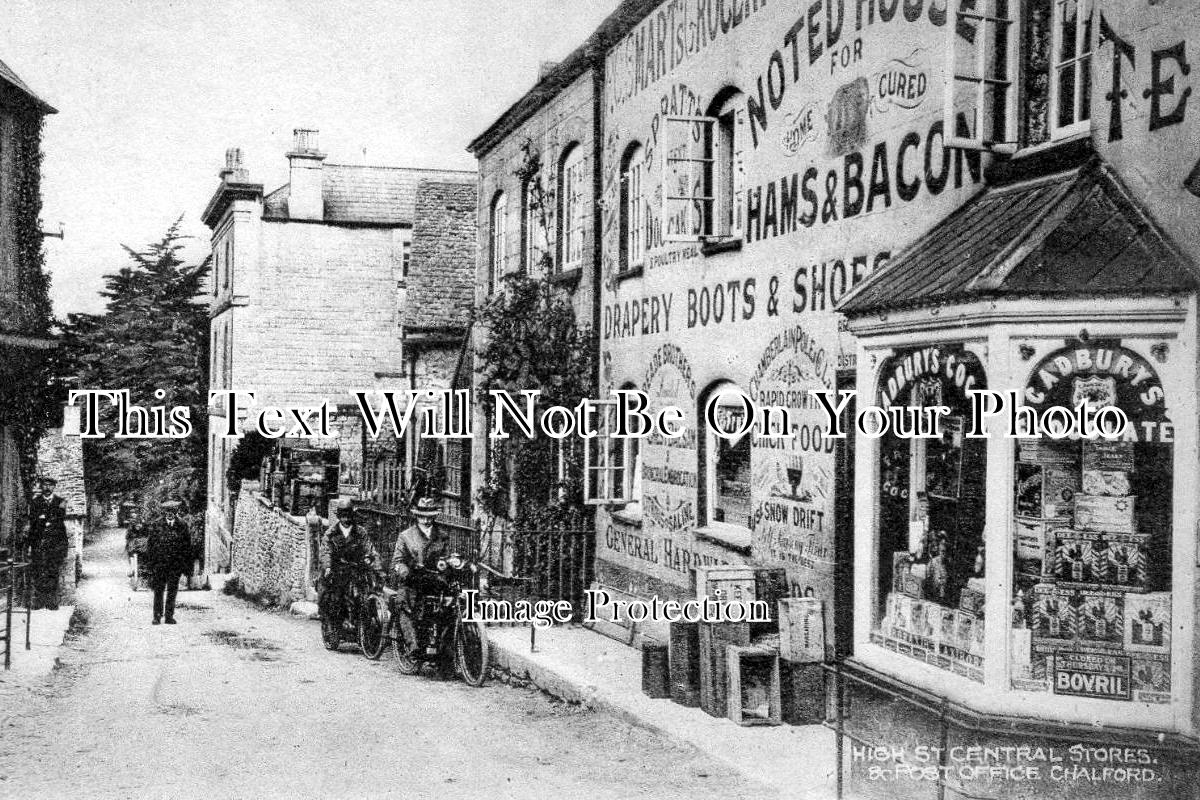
[319,499,382,627]
[26,476,69,610]
[390,496,451,606]
[147,500,192,624]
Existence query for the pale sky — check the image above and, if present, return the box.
[0,0,621,316]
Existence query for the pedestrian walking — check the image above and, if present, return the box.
[148,500,191,624]
[26,476,69,610]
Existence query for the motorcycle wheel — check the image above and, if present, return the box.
[358,596,386,660]
[390,613,421,675]
[320,614,342,651]
[455,619,489,687]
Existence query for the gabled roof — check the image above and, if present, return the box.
[0,57,55,114]
[838,157,1198,316]
[404,180,478,333]
[263,163,475,226]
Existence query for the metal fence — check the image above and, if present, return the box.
[0,559,32,670]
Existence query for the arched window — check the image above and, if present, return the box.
[558,143,586,273]
[699,381,752,528]
[620,142,646,273]
[489,191,508,292]
[660,86,744,241]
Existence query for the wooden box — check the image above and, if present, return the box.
[726,645,782,726]
[641,641,671,699]
[668,621,701,707]
[780,659,826,725]
[777,597,825,663]
[694,565,757,605]
[698,621,751,718]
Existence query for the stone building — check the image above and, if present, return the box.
[200,129,474,575]
[473,0,1200,769]
[34,405,87,603]
[0,59,55,556]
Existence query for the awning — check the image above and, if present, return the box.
[838,157,1198,317]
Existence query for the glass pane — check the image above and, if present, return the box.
[953,19,981,79]
[1079,54,1092,122]
[951,79,981,141]
[986,18,1009,81]
[1057,62,1076,128]
[1059,0,1078,62]
[985,81,1009,143]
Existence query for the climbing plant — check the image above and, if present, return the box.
[474,140,595,531]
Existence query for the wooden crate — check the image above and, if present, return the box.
[752,568,789,636]
[641,641,671,699]
[780,659,826,725]
[698,621,751,717]
[694,565,757,604]
[777,597,826,663]
[726,645,782,726]
[668,621,701,707]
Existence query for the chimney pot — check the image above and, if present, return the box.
[293,128,320,154]
[225,147,243,170]
[287,128,326,220]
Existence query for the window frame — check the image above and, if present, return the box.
[620,142,646,273]
[944,0,1021,152]
[583,399,638,506]
[521,176,542,273]
[661,115,715,243]
[489,191,508,292]
[557,143,586,274]
[1048,0,1093,140]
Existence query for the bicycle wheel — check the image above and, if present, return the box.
[358,596,387,660]
[391,610,421,675]
[455,619,489,687]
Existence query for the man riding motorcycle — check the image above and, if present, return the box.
[389,496,450,647]
[319,498,382,625]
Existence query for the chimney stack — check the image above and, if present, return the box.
[286,128,326,221]
[219,147,250,183]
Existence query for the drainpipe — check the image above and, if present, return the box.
[590,53,605,397]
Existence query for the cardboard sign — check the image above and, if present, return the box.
[1053,651,1132,700]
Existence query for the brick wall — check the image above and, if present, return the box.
[230,487,316,605]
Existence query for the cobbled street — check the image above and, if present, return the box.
[0,530,776,800]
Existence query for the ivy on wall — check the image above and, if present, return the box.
[475,141,595,531]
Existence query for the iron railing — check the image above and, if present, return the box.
[0,558,33,670]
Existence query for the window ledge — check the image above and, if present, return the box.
[550,268,582,290]
[610,506,643,527]
[614,264,644,284]
[701,237,743,257]
[694,523,752,555]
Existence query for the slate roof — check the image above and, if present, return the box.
[838,158,1198,316]
[404,180,478,331]
[0,57,55,114]
[263,164,475,225]
[467,0,662,156]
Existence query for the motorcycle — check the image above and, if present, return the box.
[388,553,489,686]
[320,558,388,659]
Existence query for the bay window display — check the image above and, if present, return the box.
[871,344,989,682]
[1010,340,1173,704]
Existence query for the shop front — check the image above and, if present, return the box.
[840,159,1199,737]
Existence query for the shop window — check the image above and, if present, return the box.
[871,345,988,682]
[700,382,752,528]
[948,0,1093,150]
[661,88,744,242]
[583,398,640,506]
[489,191,508,292]
[1010,341,1173,705]
[557,143,586,273]
[619,142,646,273]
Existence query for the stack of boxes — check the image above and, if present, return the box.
[1012,439,1171,704]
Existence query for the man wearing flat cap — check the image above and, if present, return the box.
[26,476,68,610]
[319,498,382,628]
[148,500,191,624]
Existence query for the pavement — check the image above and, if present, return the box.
[488,624,839,800]
[0,605,76,683]
[0,530,780,799]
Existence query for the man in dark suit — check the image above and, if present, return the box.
[148,500,191,624]
[319,499,382,625]
[388,496,448,655]
[27,476,69,610]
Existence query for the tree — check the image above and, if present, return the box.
[61,221,210,522]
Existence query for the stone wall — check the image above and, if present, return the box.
[230,488,316,605]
